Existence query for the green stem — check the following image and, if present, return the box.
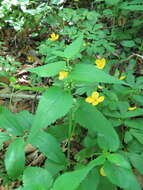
[67,110,73,162]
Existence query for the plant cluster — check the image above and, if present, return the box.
[0,0,143,190]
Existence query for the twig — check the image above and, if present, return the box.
[0,93,41,100]
[133,53,143,59]
[120,53,143,64]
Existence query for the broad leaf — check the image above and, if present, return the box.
[52,156,104,190]
[130,129,143,144]
[128,152,143,175]
[5,138,25,178]
[97,177,117,190]
[107,153,131,169]
[121,108,143,119]
[104,162,141,190]
[63,35,84,59]
[0,107,33,135]
[45,159,66,177]
[31,86,73,131]
[23,167,53,189]
[29,61,66,77]
[75,100,119,151]
[125,119,143,130]
[77,168,99,190]
[29,130,67,165]
[68,64,124,84]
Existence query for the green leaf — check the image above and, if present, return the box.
[23,167,53,189]
[107,153,131,169]
[47,124,68,142]
[0,107,25,135]
[120,2,143,11]
[130,129,143,144]
[31,86,73,131]
[50,0,63,5]
[45,159,66,177]
[0,132,11,147]
[15,110,34,131]
[22,185,46,190]
[5,138,25,178]
[29,130,67,165]
[77,168,99,190]
[12,84,46,92]
[0,107,33,135]
[128,152,143,175]
[97,177,117,190]
[52,156,104,190]
[69,64,124,84]
[52,166,92,190]
[121,108,143,119]
[104,162,141,190]
[125,119,143,130]
[63,35,84,59]
[29,61,66,77]
[121,40,136,47]
[75,100,119,151]
[105,0,120,5]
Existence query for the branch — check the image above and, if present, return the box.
[0,93,41,100]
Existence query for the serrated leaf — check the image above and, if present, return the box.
[69,64,124,84]
[63,35,84,59]
[75,100,119,151]
[29,130,67,165]
[23,167,53,189]
[29,61,66,77]
[52,156,104,190]
[5,138,25,178]
[31,86,73,131]
[104,162,141,190]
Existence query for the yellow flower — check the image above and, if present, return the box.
[99,167,106,176]
[85,91,104,106]
[48,33,59,41]
[27,55,34,63]
[59,71,68,80]
[95,58,106,69]
[119,76,126,80]
[128,106,137,111]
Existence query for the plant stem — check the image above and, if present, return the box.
[67,110,73,161]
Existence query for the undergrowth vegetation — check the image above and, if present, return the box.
[0,0,143,189]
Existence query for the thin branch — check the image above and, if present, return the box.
[0,93,41,100]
